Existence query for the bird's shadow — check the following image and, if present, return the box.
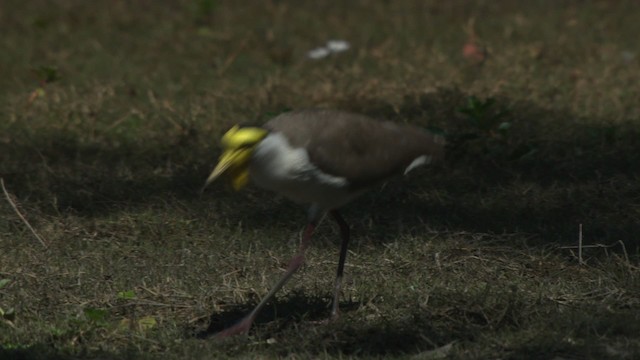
[191,291,361,339]
[189,294,464,357]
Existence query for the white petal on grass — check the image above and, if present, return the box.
[327,40,350,53]
[621,51,635,63]
[307,47,331,59]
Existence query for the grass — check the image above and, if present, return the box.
[1,0,640,358]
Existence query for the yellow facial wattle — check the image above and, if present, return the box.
[228,166,250,190]
[201,125,268,193]
[221,125,268,149]
[216,147,252,190]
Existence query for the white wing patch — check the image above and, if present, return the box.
[404,155,432,175]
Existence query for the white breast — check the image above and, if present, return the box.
[249,133,357,210]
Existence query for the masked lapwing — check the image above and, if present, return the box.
[202,108,445,337]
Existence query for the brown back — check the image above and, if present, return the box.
[264,109,445,189]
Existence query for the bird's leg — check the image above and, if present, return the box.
[329,210,350,319]
[215,222,317,338]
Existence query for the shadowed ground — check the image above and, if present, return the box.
[1,1,639,359]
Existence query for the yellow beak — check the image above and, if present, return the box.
[200,149,251,193]
[201,150,237,193]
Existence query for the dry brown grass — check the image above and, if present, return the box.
[1,0,640,359]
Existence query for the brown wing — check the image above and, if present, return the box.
[264,109,445,189]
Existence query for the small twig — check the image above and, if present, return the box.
[111,300,194,308]
[578,223,584,265]
[617,240,632,268]
[1,178,48,248]
[560,243,629,250]
[217,36,249,76]
[560,240,638,269]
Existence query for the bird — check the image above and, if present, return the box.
[201,108,445,338]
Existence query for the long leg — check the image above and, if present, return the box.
[215,222,317,338]
[329,210,350,318]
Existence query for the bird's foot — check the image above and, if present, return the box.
[214,316,254,339]
[306,311,340,326]
[330,302,341,321]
